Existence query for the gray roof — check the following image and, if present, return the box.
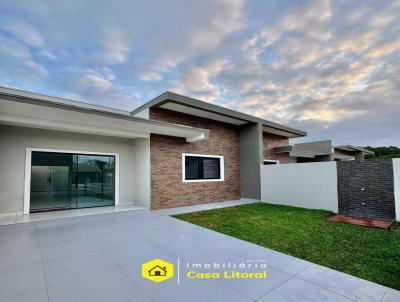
[131,91,307,138]
[1,87,307,140]
[274,140,375,158]
[0,86,210,142]
[274,145,330,158]
[334,145,374,155]
[0,86,202,131]
[0,86,131,116]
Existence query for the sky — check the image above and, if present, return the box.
[0,0,399,146]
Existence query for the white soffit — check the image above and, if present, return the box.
[160,102,248,125]
[333,153,355,160]
[262,126,299,138]
[0,99,207,142]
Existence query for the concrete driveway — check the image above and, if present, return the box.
[0,201,398,302]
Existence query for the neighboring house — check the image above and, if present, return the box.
[0,87,307,214]
[273,140,374,163]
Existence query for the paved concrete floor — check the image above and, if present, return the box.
[0,200,398,302]
[0,204,145,226]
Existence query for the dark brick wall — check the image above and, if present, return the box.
[149,108,241,209]
[337,159,395,219]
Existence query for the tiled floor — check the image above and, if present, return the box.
[0,200,398,302]
[0,203,145,226]
[329,214,395,229]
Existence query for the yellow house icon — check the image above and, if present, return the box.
[148,265,167,277]
[142,259,174,283]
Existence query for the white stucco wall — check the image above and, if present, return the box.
[393,159,400,221]
[0,125,148,213]
[132,138,151,207]
[260,162,339,212]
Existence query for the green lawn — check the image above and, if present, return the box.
[173,203,400,290]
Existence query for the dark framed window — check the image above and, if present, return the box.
[263,160,279,165]
[184,155,222,181]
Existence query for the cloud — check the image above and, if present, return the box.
[38,49,57,60]
[66,68,138,109]
[0,33,48,86]
[0,18,44,47]
[95,30,130,65]
[366,39,400,58]
[0,0,244,107]
[0,0,399,145]
[172,67,219,101]
[206,0,400,145]
[0,16,56,88]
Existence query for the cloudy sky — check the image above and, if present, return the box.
[0,0,399,146]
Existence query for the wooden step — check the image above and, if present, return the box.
[328,215,395,229]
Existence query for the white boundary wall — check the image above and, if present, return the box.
[393,159,400,221]
[260,162,338,212]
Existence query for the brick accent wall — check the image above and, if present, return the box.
[149,108,241,209]
[263,133,289,163]
[337,159,396,219]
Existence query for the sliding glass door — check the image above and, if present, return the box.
[73,155,115,208]
[30,151,115,212]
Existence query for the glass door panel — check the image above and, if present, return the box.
[30,165,72,212]
[75,155,115,208]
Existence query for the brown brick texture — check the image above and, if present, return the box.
[263,133,289,163]
[149,108,241,209]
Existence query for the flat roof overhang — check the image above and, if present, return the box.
[334,145,374,155]
[274,145,331,158]
[0,89,209,142]
[132,91,307,138]
[261,125,304,139]
[332,153,355,160]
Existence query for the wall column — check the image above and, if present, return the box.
[239,123,263,200]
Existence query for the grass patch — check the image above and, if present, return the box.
[173,203,400,290]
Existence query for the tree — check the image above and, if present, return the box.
[364,146,400,159]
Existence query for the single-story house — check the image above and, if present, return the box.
[0,87,308,214]
[273,140,374,163]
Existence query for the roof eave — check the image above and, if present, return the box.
[274,145,330,157]
[262,125,307,138]
[133,91,307,138]
[0,89,209,143]
[335,145,374,155]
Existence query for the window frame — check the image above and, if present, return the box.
[182,153,224,182]
[263,159,280,165]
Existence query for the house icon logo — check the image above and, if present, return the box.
[148,265,167,277]
[142,259,174,283]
